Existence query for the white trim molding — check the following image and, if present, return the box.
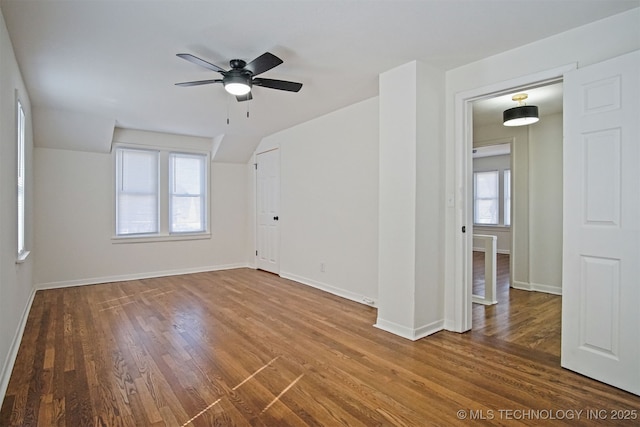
[279,271,377,308]
[374,318,444,341]
[36,263,250,290]
[473,247,511,255]
[451,63,576,334]
[1,288,36,403]
[512,281,562,296]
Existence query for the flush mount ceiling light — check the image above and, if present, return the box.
[503,93,539,127]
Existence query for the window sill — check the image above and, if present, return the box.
[16,250,31,264]
[112,233,211,244]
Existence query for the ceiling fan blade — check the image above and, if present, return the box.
[244,52,283,76]
[253,78,302,92]
[175,79,223,87]
[176,53,226,74]
[236,92,253,102]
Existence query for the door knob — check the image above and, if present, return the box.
[273,216,279,221]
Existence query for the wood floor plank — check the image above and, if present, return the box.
[2,266,639,426]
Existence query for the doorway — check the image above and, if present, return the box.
[468,83,564,355]
[470,141,512,305]
[452,64,574,334]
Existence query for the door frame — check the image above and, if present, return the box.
[452,64,575,333]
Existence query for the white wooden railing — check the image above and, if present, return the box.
[472,234,498,305]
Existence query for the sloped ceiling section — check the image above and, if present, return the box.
[33,108,115,153]
[3,0,639,162]
[112,127,214,155]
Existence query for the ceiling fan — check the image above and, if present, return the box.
[175,52,303,102]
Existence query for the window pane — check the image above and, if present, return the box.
[169,153,206,233]
[171,196,203,232]
[474,170,499,225]
[17,101,25,254]
[476,199,498,224]
[476,172,498,198]
[117,194,158,234]
[116,148,159,235]
[172,156,203,194]
[121,150,158,193]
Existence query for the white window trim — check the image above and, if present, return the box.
[504,169,511,227]
[112,143,211,243]
[16,97,30,263]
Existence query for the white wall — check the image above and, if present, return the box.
[378,62,418,330]
[528,113,563,293]
[377,61,445,340]
[0,9,35,400]
[254,97,379,305]
[33,145,249,288]
[444,9,640,329]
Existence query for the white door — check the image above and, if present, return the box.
[562,50,639,395]
[256,149,280,274]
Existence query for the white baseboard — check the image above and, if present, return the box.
[1,287,36,404]
[279,271,377,308]
[512,280,562,295]
[36,263,251,290]
[374,318,444,341]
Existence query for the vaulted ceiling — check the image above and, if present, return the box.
[2,0,637,162]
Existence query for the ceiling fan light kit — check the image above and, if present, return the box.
[175,52,302,102]
[503,93,539,127]
[224,76,252,95]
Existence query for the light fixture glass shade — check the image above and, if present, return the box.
[503,105,539,126]
[224,75,252,95]
[224,82,251,96]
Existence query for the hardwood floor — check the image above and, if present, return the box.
[1,267,638,426]
[472,252,561,357]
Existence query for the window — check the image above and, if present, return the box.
[17,100,26,257]
[504,169,511,226]
[115,148,159,235]
[474,170,499,225]
[169,153,207,233]
[473,169,511,226]
[115,146,209,239]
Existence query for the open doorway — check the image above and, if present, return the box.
[467,82,564,357]
[470,141,512,304]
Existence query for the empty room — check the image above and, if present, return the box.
[1,1,639,425]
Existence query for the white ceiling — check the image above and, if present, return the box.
[2,0,638,162]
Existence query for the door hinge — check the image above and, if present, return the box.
[256,250,258,256]
[462,226,466,233]
[254,163,257,170]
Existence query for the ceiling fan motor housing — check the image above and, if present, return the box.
[229,59,247,69]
